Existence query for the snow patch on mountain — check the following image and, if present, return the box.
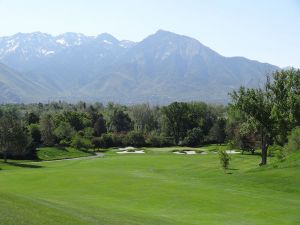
[6,43,19,53]
[119,40,136,48]
[103,40,112,45]
[39,49,55,56]
[56,39,67,46]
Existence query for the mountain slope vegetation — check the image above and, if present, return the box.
[0,30,279,103]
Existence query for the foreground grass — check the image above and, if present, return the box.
[37,147,93,161]
[0,150,299,225]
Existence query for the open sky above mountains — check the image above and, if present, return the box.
[0,0,299,68]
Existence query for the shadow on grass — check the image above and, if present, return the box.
[241,152,261,156]
[81,149,96,155]
[7,162,43,168]
[57,146,67,151]
[223,168,239,174]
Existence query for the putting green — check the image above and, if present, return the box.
[0,151,299,225]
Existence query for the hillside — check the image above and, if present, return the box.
[0,30,279,104]
[0,63,50,103]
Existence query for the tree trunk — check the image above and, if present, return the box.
[260,144,267,166]
[3,150,7,163]
[174,131,179,145]
[260,134,268,166]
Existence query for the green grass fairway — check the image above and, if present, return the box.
[37,147,93,161]
[0,150,299,225]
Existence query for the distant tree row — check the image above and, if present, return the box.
[0,101,227,160]
[1,68,300,166]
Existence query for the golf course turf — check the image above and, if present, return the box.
[36,147,93,161]
[0,148,299,225]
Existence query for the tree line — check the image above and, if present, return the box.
[0,100,226,161]
[0,68,300,165]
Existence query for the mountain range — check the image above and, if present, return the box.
[0,30,279,104]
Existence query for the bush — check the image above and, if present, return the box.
[123,131,145,147]
[54,122,75,143]
[268,144,287,161]
[182,128,204,147]
[276,148,287,161]
[218,149,231,171]
[71,134,92,150]
[59,139,70,146]
[285,127,300,153]
[99,134,114,148]
[28,123,41,145]
[268,145,283,157]
[92,133,129,148]
[145,133,173,147]
[92,137,101,149]
[161,137,174,147]
[111,133,124,147]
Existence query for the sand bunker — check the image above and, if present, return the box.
[185,151,196,155]
[173,150,202,155]
[226,150,240,154]
[173,151,186,155]
[173,149,240,155]
[117,149,145,154]
[118,146,135,151]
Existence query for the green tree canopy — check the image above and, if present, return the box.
[0,108,31,162]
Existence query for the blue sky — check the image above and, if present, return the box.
[0,0,299,68]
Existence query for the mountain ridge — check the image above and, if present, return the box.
[0,30,279,104]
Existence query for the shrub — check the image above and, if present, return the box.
[218,149,231,171]
[268,144,287,161]
[92,137,102,149]
[54,121,75,143]
[268,145,283,157]
[285,126,300,153]
[71,134,92,150]
[161,137,174,147]
[182,128,204,147]
[99,134,114,148]
[111,133,124,147]
[123,131,145,147]
[59,139,70,146]
[28,123,41,145]
[145,133,173,147]
[276,148,287,161]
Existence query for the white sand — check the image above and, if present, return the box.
[118,146,136,151]
[226,150,240,154]
[117,150,145,154]
[173,150,203,155]
[173,151,186,155]
[185,151,196,155]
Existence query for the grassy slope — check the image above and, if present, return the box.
[0,150,299,225]
[37,147,93,161]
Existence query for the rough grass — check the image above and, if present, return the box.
[0,149,299,225]
[37,147,93,161]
